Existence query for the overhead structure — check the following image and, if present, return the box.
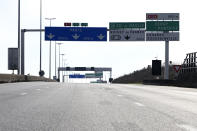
[58,67,112,82]
[19,13,179,81]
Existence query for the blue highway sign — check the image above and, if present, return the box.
[69,74,85,79]
[45,27,107,41]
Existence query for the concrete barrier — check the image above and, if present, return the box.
[0,74,56,83]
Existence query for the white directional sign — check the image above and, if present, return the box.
[110,29,145,41]
[146,13,179,20]
[146,32,179,41]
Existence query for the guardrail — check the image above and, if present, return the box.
[0,74,55,83]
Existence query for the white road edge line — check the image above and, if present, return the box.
[176,124,197,131]
[20,93,27,95]
[134,102,145,107]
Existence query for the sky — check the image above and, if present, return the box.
[0,0,197,80]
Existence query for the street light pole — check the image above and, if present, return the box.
[18,0,20,75]
[45,18,56,79]
[57,43,62,69]
[39,0,42,76]
[56,43,62,81]
[60,54,65,82]
[55,41,57,78]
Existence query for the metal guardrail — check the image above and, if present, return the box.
[180,52,197,73]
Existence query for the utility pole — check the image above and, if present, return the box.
[39,0,42,76]
[60,54,65,82]
[54,41,57,79]
[18,0,20,75]
[45,18,56,79]
[164,41,169,79]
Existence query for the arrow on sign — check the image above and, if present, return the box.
[47,33,55,40]
[125,35,130,40]
[97,34,105,40]
[72,34,80,40]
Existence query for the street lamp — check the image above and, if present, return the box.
[45,18,56,79]
[56,43,62,81]
[60,54,65,82]
[18,0,20,75]
[57,43,62,70]
[39,0,42,76]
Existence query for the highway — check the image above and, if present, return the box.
[0,82,197,131]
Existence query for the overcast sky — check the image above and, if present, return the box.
[0,0,197,80]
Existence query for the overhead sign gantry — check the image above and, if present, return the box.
[58,67,112,82]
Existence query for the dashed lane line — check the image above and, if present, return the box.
[134,102,145,107]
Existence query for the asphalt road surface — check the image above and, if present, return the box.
[0,82,197,131]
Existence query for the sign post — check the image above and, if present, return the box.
[165,41,169,79]
[173,65,182,78]
[146,13,180,80]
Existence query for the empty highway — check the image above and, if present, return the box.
[0,82,197,131]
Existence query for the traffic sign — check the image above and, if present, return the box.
[110,29,145,41]
[85,72,103,78]
[146,13,179,20]
[173,65,181,73]
[8,48,18,70]
[45,27,107,41]
[72,23,80,26]
[69,74,85,78]
[81,23,88,27]
[109,22,145,29]
[95,71,103,77]
[146,32,179,41]
[152,60,161,76]
[146,21,179,31]
[64,23,71,26]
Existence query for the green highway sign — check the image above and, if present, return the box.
[146,21,179,31]
[85,72,103,78]
[72,23,80,26]
[81,23,88,26]
[110,22,145,29]
[95,72,103,77]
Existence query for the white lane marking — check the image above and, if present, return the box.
[36,89,41,91]
[20,92,27,96]
[117,95,122,97]
[177,124,197,131]
[172,90,197,96]
[134,102,145,107]
[45,87,49,89]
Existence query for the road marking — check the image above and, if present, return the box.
[117,95,123,97]
[45,87,49,89]
[36,89,41,91]
[134,102,145,107]
[177,124,197,131]
[172,90,197,96]
[20,93,27,96]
